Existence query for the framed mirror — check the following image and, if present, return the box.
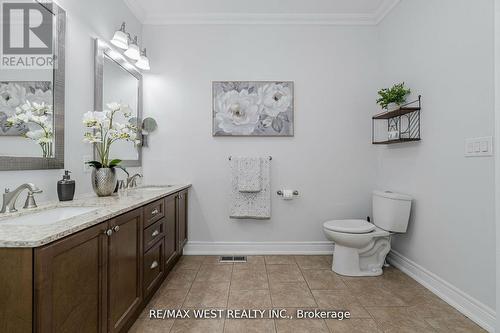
[0,3,65,170]
[94,39,142,167]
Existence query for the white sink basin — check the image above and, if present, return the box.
[0,207,97,226]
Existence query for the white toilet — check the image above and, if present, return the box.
[323,191,412,277]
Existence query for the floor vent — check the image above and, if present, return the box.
[219,255,247,263]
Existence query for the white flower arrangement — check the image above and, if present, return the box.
[83,102,140,169]
[6,100,54,157]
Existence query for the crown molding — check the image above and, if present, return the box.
[123,0,147,23]
[145,13,376,26]
[374,0,401,24]
[124,0,400,26]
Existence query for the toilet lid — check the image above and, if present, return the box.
[324,219,376,234]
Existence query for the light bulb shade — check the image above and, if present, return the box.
[124,43,140,60]
[136,55,150,71]
[111,30,128,49]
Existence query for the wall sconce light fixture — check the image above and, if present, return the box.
[111,22,150,70]
[136,48,150,71]
[110,22,128,49]
[124,35,140,60]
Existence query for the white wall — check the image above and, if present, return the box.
[2,0,495,326]
[495,0,500,330]
[377,0,495,314]
[0,0,142,202]
[141,24,380,245]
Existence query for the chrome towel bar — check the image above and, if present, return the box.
[277,190,299,196]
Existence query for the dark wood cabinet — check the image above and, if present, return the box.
[143,239,164,298]
[164,194,177,266]
[0,188,188,333]
[144,219,164,251]
[144,198,165,228]
[0,249,33,333]
[34,222,108,333]
[107,209,143,333]
[34,208,145,333]
[177,190,188,250]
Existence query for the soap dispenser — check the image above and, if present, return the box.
[57,170,75,201]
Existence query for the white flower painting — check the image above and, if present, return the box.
[213,81,294,136]
[7,101,54,157]
[0,81,53,136]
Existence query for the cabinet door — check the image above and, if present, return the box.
[165,194,177,265]
[177,190,188,250]
[0,249,33,333]
[35,222,108,333]
[107,208,143,333]
[143,239,165,298]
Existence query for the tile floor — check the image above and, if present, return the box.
[129,255,485,333]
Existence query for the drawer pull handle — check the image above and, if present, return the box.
[151,230,160,237]
[150,261,159,269]
[151,208,159,216]
[112,225,120,233]
[104,229,113,237]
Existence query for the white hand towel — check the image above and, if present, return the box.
[237,157,262,193]
[230,157,271,219]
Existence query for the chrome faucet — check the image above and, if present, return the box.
[0,183,43,213]
[126,173,143,189]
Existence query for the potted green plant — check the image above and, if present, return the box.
[82,102,140,196]
[376,82,411,111]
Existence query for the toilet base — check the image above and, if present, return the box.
[331,236,391,277]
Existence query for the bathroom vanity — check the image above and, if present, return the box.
[0,185,190,333]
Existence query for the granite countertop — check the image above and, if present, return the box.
[0,184,191,248]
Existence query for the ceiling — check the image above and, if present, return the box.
[124,0,401,25]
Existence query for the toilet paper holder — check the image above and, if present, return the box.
[277,190,299,196]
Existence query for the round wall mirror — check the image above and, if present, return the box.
[143,117,158,133]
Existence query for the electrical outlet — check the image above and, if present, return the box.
[83,155,92,173]
[465,137,493,157]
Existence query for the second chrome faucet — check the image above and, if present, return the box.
[126,173,143,189]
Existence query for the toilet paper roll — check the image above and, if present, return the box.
[282,190,294,200]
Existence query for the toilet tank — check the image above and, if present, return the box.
[372,190,412,233]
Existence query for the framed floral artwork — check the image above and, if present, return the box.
[0,81,53,136]
[212,81,294,136]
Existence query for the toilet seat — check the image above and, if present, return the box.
[323,219,375,234]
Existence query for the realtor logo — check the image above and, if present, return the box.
[1,1,54,69]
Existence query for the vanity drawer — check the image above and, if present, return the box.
[144,219,164,251]
[143,239,164,298]
[144,198,165,227]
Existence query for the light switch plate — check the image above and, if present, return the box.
[465,137,493,157]
[83,155,92,173]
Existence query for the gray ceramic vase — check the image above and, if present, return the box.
[91,168,117,197]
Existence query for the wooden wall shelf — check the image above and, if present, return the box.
[372,138,421,145]
[372,96,422,145]
[372,106,421,120]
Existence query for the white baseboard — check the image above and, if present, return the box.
[387,250,496,333]
[183,241,334,255]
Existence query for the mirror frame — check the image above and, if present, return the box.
[94,38,143,167]
[0,4,65,171]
